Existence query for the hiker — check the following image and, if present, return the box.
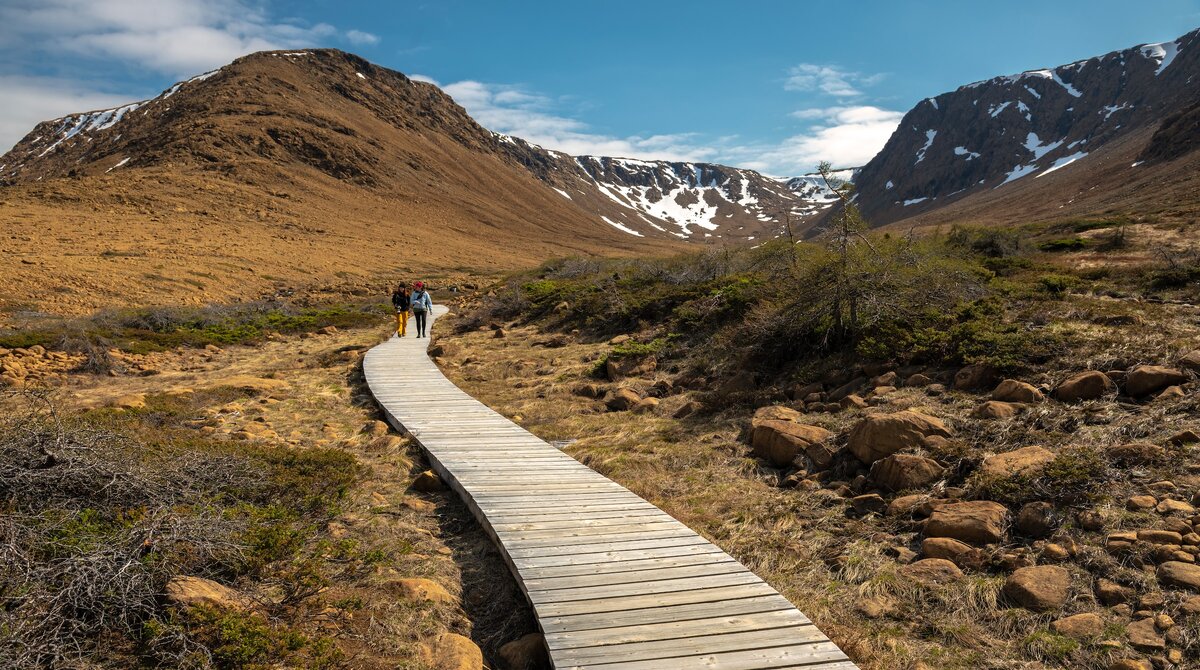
[390,283,410,337]
[410,281,433,338]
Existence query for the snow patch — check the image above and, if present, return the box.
[552,187,571,200]
[105,157,132,173]
[1036,151,1087,177]
[885,180,894,190]
[954,146,981,160]
[903,197,928,206]
[356,72,366,79]
[914,129,936,165]
[600,215,644,237]
[988,101,1011,118]
[1141,40,1181,75]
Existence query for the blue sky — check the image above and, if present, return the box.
[1,0,1197,174]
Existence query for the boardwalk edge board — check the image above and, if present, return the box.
[363,305,857,669]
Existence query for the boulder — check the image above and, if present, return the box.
[1003,565,1070,612]
[112,393,147,410]
[752,405,803,423]
[387,577,456,605]
[1125,617,1165,651]
[750,421,834,468]
[971,400,1024,420]
[1180,350,1200,372]
[846,410,952,465]
[1015,502,1058,538]
[411,470,446,492]
[632,397,660,413]
[606,356,656,381]
[925,500,1009,545]
[1158,561,1200,592]
[979,446,1056,479]
[1096,578,1132,605]
[921,537,985,570]
[419,632,484,670]
[899,558,964,585]
[870,454,945,492]
[1054,371,1115,402]
[992,379,1045,403]
[1106,442,1165,466]
[1157,498,1196,515]
[216,375,290,395]
[904,373,933,387]
[165,576,255,612]
[498,633,548,670]
[362,420,390,438]
[1109,661,1152,670]
[1126,495,1158,511]
[1051,612,1104,640]
[954,364,996,390]
[1125,365,1187,398]
[851,494,887,515]
[605,388,642,412]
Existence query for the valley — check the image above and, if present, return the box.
[2,16,1200,670]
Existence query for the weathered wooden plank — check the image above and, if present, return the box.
[544,607,812,649]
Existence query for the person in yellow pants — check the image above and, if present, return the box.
[390,283,411,337]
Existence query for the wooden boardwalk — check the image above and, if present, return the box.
[363,306,856,670]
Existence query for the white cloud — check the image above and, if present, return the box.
[440,80,720,163]
[345,29,380,46]
[0,75,144,152]
[750,106,904,173]
[784,63,884,98]
[0,0,377,77]
[434,78,902,175]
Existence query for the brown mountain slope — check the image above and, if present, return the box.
[0,50,685,316]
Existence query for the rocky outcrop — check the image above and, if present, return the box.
[847,410,952,464]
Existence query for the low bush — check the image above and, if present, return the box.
[0,390,358,668]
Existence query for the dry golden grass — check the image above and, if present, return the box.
[436,301,1200,669]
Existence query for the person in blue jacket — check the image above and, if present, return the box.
[410,281,433,338]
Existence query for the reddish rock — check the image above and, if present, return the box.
[921,537,986,570]
[1158,561,1200,592]
[846,410,952,464]
[1054,370,1116,402]
[992,379,1045,403]
[979,446,1056,478]
[750,420,834,468]
[1051,612,1104,640]
[971,400,1024,420]
[870,453,945,492]
[1107,442,1165,466]
[1125,365,1187,398]
[1003,565,1071,612]
[925,500,1010,545]
[900,558,964,585]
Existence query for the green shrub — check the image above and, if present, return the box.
[1037,274,1077,297]
[1037,238,1087,252]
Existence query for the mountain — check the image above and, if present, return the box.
[0,49,819,314]
[851,27,1200,229]
[489,135,819,241]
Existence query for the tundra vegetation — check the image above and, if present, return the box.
[442,213,1200,669]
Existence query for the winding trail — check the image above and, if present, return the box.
[363,306,857,669]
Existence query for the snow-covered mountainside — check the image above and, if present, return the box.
[784,168,858,204]
[492,135,830,242]
[853,27,1200,226]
